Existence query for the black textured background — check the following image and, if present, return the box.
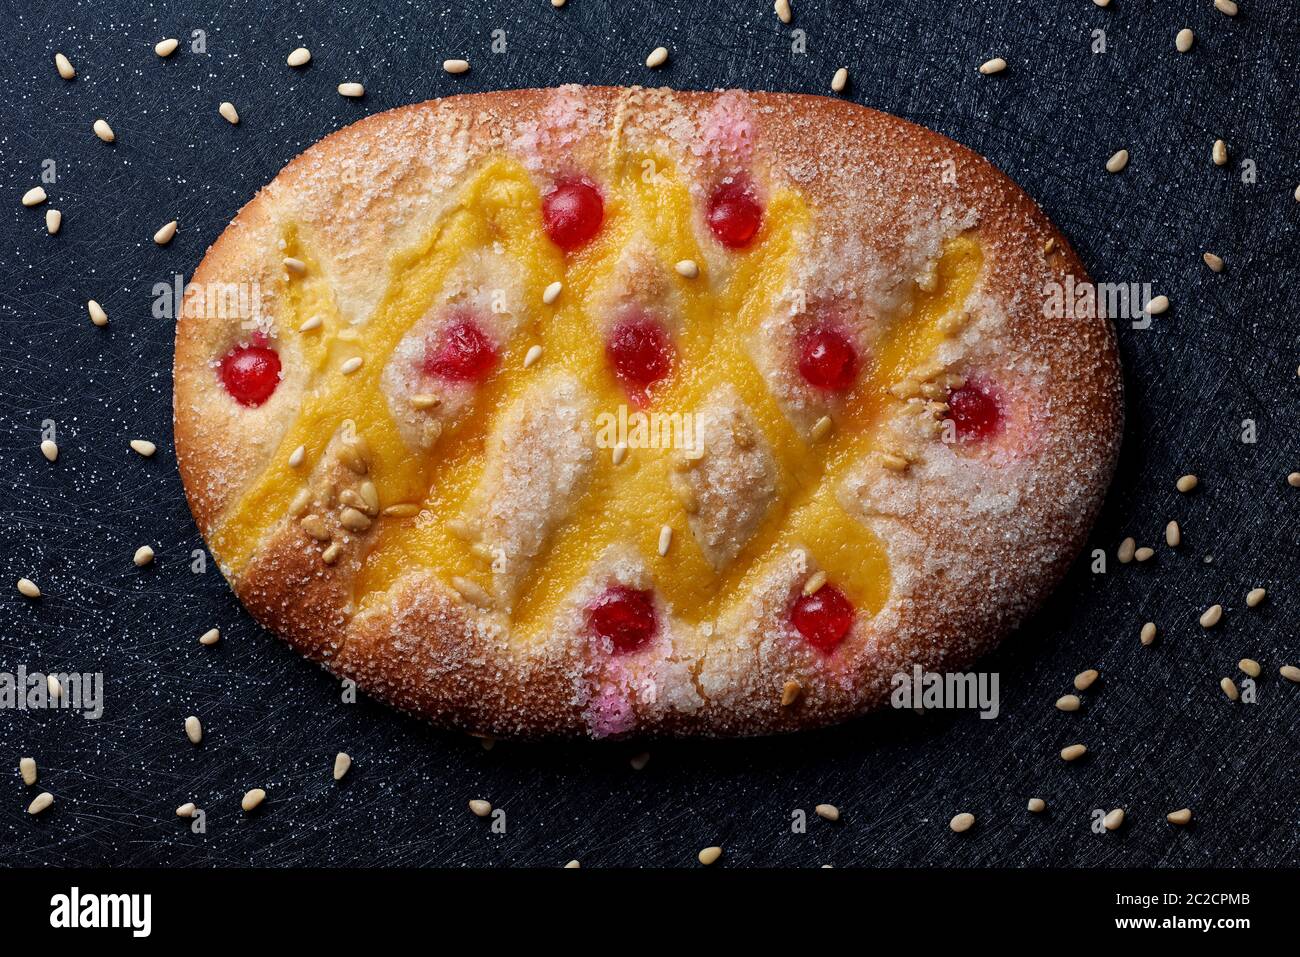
[1,0,1298,868]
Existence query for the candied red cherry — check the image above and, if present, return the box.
[605,314,672,406]
[946,380,1004,443]
[586,584,657,654]
[706,179,763,248]
[424,314,499,382]
[798,326,859,391]
[542,180,604,251]
[791,584,855,654]
[220,340,282,407]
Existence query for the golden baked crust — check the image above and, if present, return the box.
[174,86,1123,738]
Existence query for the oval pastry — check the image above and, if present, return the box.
[174,86,1123,737]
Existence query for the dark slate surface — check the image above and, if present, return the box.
[0,0,1297,868]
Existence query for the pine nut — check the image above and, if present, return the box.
[93,119,115,142]
[1140,622,1157,646]
[949,812,975,832]
[978,57,1007,75]
[1103,808,1124,831]
[1074,669,1099,691]
[155,38,179,57]
[443,59,470,74]
[1245,587,1265,608]
[17,578,41,599]
[154,220,178,245]
[20,757,37,785]
[1165,520,1181,547]
[780,680,801,706]
[338,82,365,98]
[219,102,240,124]
[674,259,699,278]
[28,792,54,815]
[469,799,492,817]
[1166,808,1192,824]
[774,0,792,23]
[46,209,62,234]
[176,802,196,817]
[1176,474,1199,493]
[1202,252,1224,272]
[1239,658,1261,678]
[1175,29,1194,53]
[831,67,849,93]
[1279,665,1300,683]
[646,46,669,69]
[698,845,723,864]
[1060,744,1087,761]
[287,47,312,67]
[1144,294,1169,315]
[1212,139,1228,166]
[1220,677,1239,701]
[1027,797,1046,813]
[199,628,220,646]
[815,803,840,822]
[22,186,47,207]
[333,752,351,780]
[542,280,562,304]
[87,299,108,326]
[1214,0,1238,16]
[134,545,155,566]
[1056,694,1080,712]
[55,53,75,80]
[1199,604,1222,628]
[185,715,203,744]
[40,439,58,462]
[241,788,266,812]
[1106,149,1129,173]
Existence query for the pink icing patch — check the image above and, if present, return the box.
[588,684,636,738]
[694,91,754,160]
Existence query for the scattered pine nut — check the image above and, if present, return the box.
[469,799,492,817]
[199,627,220,646]
[803,570,828,596]
[442,59,470,74]
[657,524,673,556]
[1118,537,1136,563]
[134,545,155,566]
[154,220,178,245]
[780,680,802,707]
[338,82,365,98]
[299,314,323,332]
[241,788,266,812]
[1093,0,1111,6]
[93,119,115,143]
[155,38,179,57]
[54,53,75,80]
[1027,797,1046,813]
[20,757,37,785]
[698,845,722,864]
[46,209,62,234]
[1202,252,1224,272]
[176,802,196,817]
[1103,808,1124,831]
[1214,0,1238,16]
[1220,677,1239,701]
[219,102,240,124]
[1056,694,1081,712]
[1074,669,1099,691]
[184,715,202,744]
[1176,28,1194,53]
[978,57,1007,75]
[40,439,58,462]
[1290,472,1300,488]
[1199,604,1222,628]
[949,812,975,833]
[28,792,54,815]
[831,67,849,93]
[17,578,41,599]
[1239,658,1261,678]
[340,356,363,375]
[1144,294,1170,315]
[811,415,833,441]
[1176,474,1199,493]
[287,47,311,67]
[1246,588,1266,608]
[287,444,305,468]
[645,46,669,69]
[1165,521,1181,547]
[48,675,62,700]
[521,345,543,368]
[333,752,351,781]
[1140,622,1157,646]
[87,299,108,327]
[1105,149,1129,173]
[1212,139,1228,167]
[674,259,699,279]
[1279,665,1300,683]
[22,186,47,207]
[774,0,792,24]
[1167,808,1193,825]
[130,439,157,457]
[815,803,840,822]
[564,859,579,867]
[612,443,628,466]
[542,280,562,304]
[1135,546,1155,562]
[1060,744,1087,761]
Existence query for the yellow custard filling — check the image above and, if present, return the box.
[209,153,982,639]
